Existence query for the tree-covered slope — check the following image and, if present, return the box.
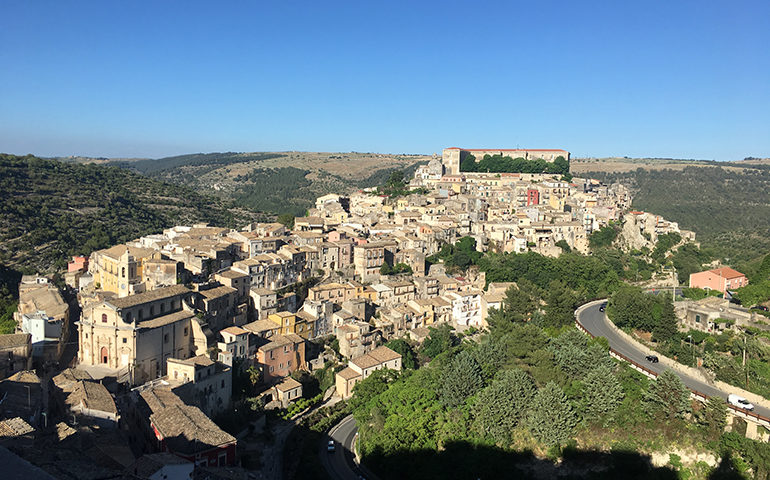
[108,151,429,217]
[586,166,770,265]
[0,153,266,273]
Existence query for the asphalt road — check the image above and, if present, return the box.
[320,414,364,480]
[578,300,770,418]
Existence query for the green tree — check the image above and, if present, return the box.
[652,299,678,344]
[379,262,392,275]
[459,154,477,172]
[644,369,691,419]
[549,329,614,378]
[526,382,578,446]
[277,213,295,229]
[699,396,728,436]
[589,225,619,249]
[555,239,572,253]
[543,280,578,328]
[421,324,456,359]
[440,350,484,407]
[385,338,418,370]
[607,285,653,330]
[474,369,536,444]
[487,280,541,336]
[581,365,624,425]
[350,368,400,412]
[472,338,505,381]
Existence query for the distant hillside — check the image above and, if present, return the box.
[109,152,285,174]
[584,165,770,267]
[109,151,432,216]
[0,154,267,273]
[571,156,770,175]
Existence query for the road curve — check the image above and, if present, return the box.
[319,414,363,480]
[577,300,770,419]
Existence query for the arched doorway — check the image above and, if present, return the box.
[100,346,108,364]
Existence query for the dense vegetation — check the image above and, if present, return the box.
[234,167,315,217]
[350,322,750,479]
[427,236,484,272]
[0,154,265,272]
[374,170,428,198]
[110,151,428,218]
[734,253,770,307]
[585,166,770,267]
[0,265,21,334]
[460,153,571,179]
[110,151,285,174]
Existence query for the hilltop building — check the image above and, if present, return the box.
[442,147,570,175]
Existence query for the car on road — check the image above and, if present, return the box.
[327,440,336,453]
[645,355,659,363]
[599,302,607,312]
[753,305,769,312]
[728,394,755,411]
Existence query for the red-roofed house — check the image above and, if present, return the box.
[689,267,748,295]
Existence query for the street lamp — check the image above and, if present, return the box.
[686,334,693,364]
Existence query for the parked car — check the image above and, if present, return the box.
[645,355,659,363]
[599,302,607,312]
[327,440,336,453]
[728,394,755,411]
[753,305,769,312]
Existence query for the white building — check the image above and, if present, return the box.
[20,311,63,359]
[446,290,483,329]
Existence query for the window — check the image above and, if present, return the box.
[121,267,126,278]
[101,313,107,323]
[269,366,274,373]
[150,306,155,316]
[164,334,169,343]
[184,327,188,336]
[160,303,165,314]
[287,360,291,367]
[221,379,225,388]
[122,338,127,344]
[695,314,701,324]
[279,363,284,369]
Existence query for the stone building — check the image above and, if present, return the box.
[77,285,207,385]
[335,346,402,399]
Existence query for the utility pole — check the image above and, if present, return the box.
[744,334,749,389]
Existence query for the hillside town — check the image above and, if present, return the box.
[1,147,732,478]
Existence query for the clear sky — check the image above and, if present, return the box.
[1,1,768,160]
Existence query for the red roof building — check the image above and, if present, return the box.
[689,267,748,295]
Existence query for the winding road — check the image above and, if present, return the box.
[319,415,366,480]
[578,300,770,419]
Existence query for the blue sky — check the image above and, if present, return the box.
[1,1,768,160]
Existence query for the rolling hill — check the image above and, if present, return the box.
[108,151,432,216]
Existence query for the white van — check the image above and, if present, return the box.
[728,394,755,411]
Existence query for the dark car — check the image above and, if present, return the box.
[645,355,659,363]
[599,302,607,312]
[754,305,769,312]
